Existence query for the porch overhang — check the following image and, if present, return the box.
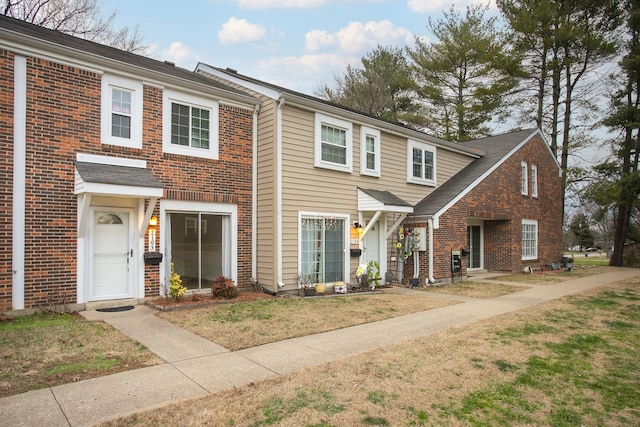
[357,188,413,238]
[468,209,511,221]
[74,156,163,238]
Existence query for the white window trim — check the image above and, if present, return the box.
[297,211,350,285]
[101,75,143,149]
[521,161,528,195]
[522,218,538,260]
[406,139,436,186]
[531,164,538,197]
[314,113,353,173]
[360,126,381,177]
[163,89,219,159]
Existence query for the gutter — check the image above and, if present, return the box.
[276,96,286,289]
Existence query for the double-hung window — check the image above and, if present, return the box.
[531,164,538,197]
[101,75,143,148]
[521,161,528,195]
[407,139,436,186]
[314,113,352,173]
[360,126,381,177]
[522,219,538,260]
[300,214,347,284]
[163,90,219,159]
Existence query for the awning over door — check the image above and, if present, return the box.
[74,161,163,198]
[357,188,413,238]
[74,155,164,238]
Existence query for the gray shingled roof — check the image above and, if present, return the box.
[0,15,255,102]
[75,162,163,188]
[413,129,539,216]
[359,188,413,207]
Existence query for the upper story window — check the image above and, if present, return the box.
[520,161,528,195]
[360,126,381,177]
[407,139,436,186]
[314,113,352,173]
[163,90,219,159]
[531,164,538,197]
[101,75,143,148]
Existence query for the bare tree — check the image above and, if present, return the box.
[2,0,145,53]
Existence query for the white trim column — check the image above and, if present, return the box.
[12,55,26,310]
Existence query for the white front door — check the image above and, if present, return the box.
[467,224,483,270]
[363,220,380,265]
[91,209,133,300]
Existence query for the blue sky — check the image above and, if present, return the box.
[105,0,497,95]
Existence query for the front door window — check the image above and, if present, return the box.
[467,225,482,269]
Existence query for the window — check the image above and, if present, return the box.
[407,139,436,186]
[300,214,347,283]
[314,113,353,173]
[360,126,381,177]
[521,161,528,195]
[531,164,538,197]
[101,75,143,148]
[161,201,237,292]
[163,90,219,159]
[522,219,538,260]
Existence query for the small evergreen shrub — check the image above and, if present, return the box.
[211,275,238,299]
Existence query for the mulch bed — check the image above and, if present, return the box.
[146,290,274,311]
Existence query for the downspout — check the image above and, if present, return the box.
[276,96,286,289]
[252,104,260,282]
[427,217,436,284]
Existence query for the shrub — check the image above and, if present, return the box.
[211,275,238,299]
[168,263,187,300]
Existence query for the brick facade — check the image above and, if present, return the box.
[406,134,563,282]
[0,51,254,311]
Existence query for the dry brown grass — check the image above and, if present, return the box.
[0,313,162,398]
[417,281,529,298]
[495,265,610,284]
[156,292,459,351]
[104,275,640,427]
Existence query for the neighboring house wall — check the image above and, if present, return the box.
[0,30,256,311]
[277,103,474,291]
[411,133,563,280]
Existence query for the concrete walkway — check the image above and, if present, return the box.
[1,268,638,426]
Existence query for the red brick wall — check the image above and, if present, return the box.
[0,50,14,311]
[0,54,254,310]
[407,133,563,281]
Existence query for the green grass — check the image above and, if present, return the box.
[434,286,640,426]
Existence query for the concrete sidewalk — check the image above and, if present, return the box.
[1,268,638,426]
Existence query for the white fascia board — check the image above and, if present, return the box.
[196,63,281,100]
[75,182,163,198]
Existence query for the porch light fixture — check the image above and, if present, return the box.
[149,216,158,227]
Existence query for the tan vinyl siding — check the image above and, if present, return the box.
[278,104,475,287]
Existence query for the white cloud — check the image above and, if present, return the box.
[218,17,267,44]
[305,20,414,55]
[162,42,199,68]
[257,53,359,93]
[305,29,335,52]
[236,0,328,9]
[407,0,497,13]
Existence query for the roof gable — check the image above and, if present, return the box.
[413,128,553,218]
